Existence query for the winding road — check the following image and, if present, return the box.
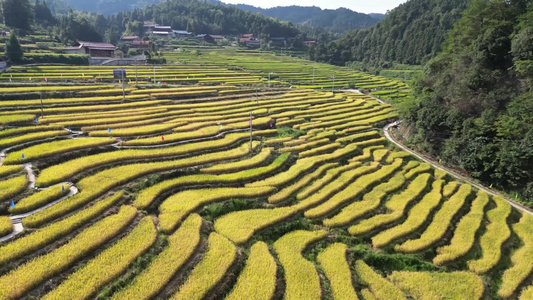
[383,121,533,216]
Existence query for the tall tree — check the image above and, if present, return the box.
[1,0,34,31]
[35,0,56,25]
[5,33,23,63]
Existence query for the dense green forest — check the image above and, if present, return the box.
[234,5,380,34]
[310,0,468,67]
[402,0,533,202]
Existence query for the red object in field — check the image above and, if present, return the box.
[465,171,468,176]
[417,147,420,152]
[116,138,119,142]
[164,82,167,85]
[347,127,350,130]
[162,136,165,141]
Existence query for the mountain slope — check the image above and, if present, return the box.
[234,5,380,33]
[311,0,468,66]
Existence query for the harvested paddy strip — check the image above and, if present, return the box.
[317,243,359,300]
[111,214,202,300]
[347,173,431,236]
[433,191,490,266]
[158,186,275,233]
[3,137,116,164]
[273,230,327,300]
[323,173,407,228]
[0,193,123,265]
[0,130,69,149]
[370,180,444,248]
[467,196,512,274]
[0,205,136,299]
[389,271,485,300]
[303,159,403,218]
[225,241,277,300]
[170,233,237,300]
[35,132,269,186]
[498,214,533,298]
[42,217,157,300]
[395,184,473,253]
[354,260,406,300]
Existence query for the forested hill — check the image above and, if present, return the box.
[310,0,468,66]
[233,5,380,33]
[104,0,300,36]
[403,0,533,203]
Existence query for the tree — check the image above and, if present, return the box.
[5,33,23,63]
[35,0,56,25]
[1,0,34,31]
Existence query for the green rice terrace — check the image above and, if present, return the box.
[0,48,531,300]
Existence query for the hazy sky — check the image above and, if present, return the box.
[221,0,408,14]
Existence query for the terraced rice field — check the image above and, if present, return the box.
[0,50,531,300]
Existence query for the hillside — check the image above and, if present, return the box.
[234,4,380,33]
[402,0,533,202]
[311,0,468,66]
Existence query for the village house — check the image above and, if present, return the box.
[173,30,192,39]
[120,36,140,44]
[64,41,118,58]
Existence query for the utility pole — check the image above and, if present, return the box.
[312,66,315,84]
[153,66,156,85]
[40,92,44,118]
[135,60,138,84]
[249,110,253,152]
[331,75,335,93]
[121,69,125,103]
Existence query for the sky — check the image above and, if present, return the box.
[220,0,408,14]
